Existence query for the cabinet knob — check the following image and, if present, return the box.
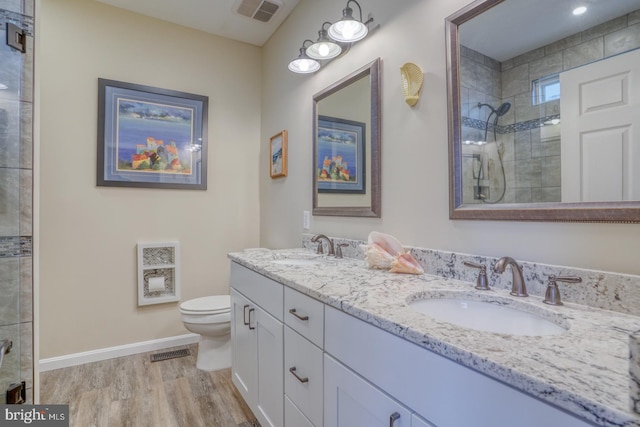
[289,367,309,383]
[389,412,401,427]
[289,308,309,321]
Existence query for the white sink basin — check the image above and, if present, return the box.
[272,258,322,266]
[409,293,568,336]
[271,252,324,266]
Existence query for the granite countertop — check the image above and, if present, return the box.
[228,248,640,427]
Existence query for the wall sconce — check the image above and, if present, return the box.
[306,22,342,60]
[288,1,374,74]
[400,63,424,106]
[288,40,321,74]
[328,0,373,43]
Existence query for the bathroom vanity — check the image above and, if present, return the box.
[229,247,640,427]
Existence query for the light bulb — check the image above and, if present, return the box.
[573,6,587,15]
[318,43,330,57]
[299,60,310,72]
[340,21,359,39]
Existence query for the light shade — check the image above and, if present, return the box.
[288,47,321,74]
[328,2,368,42]
[307,25,342,60]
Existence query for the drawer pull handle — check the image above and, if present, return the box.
[243,304,250,326]
[389,412,400,427]
[248,308,255,330]
[289,308,309,321]
[289,367,309,383]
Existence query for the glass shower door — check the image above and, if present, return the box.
[0,0,34,404]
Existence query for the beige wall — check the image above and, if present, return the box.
[260,0,640,275]
[38,0,261,358]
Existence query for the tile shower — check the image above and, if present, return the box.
[0,0,34,403]
[460,10,640,205]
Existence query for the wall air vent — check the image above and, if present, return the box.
[234,0,282,23]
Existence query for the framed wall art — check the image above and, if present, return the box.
[316,115,365,193]
[270,130,288,178]
[97,78,208,190]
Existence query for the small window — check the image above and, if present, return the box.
[532,73,560,105]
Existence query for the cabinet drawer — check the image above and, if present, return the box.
[285,395,314,427]
[284,287,324,347]
[284,326,323,427]
[230,262,283,321]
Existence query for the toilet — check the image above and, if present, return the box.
[179,295,231,371]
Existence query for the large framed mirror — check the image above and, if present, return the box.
[313,58,381,217]
[447,0,640,222]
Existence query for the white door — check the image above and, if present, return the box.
[561,49,640,202]
[324,354,411,427]
[231,290,257,406]
[254,304,284,427]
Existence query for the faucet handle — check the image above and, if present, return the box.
[543,275,582,306]
[463,261,490,290]
[335,243,348,259]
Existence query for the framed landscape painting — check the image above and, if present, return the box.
[316,115,365,193]
[97,78,208,190]
[270,130,288,178]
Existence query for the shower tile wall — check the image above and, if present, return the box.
[460,10,640,204]
[0,0,34,404]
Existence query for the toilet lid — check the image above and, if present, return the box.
[180,295,230,314]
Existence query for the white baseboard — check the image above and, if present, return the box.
[39,333,199,372]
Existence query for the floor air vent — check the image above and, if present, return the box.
[150,348,190,362]
[235,0,281,23]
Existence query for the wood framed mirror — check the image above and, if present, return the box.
[312,58,381,217]
[447,0,640,222]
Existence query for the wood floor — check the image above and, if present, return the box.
[40,344,259,427]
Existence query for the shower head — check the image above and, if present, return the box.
[477,101,511,117]
[496,102,511,117]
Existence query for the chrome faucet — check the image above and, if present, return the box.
[311,234,335,256]
[493,256,528,297]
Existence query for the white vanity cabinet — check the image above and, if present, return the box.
[230,261,595,427]
[230,263,284,427]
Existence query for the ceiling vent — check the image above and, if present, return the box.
[234,0,282,23]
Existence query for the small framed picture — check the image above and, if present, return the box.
[270,130,288,178]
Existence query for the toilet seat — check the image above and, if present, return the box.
[179,295,230,315]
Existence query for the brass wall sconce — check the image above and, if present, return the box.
[400,62,424,106]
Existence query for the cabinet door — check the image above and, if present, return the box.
[231,290,257,405]
[254,304,284,427]
[412,414,436,427]
[324,354,411,427]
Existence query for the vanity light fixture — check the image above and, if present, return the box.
[288,40,321,74]
[306,22,342,60]
[572,6,587,15]
[328,0,373,43]
[288,2,374,74]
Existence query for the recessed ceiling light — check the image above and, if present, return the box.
[0,83,8,90]
[573,6,587,15]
